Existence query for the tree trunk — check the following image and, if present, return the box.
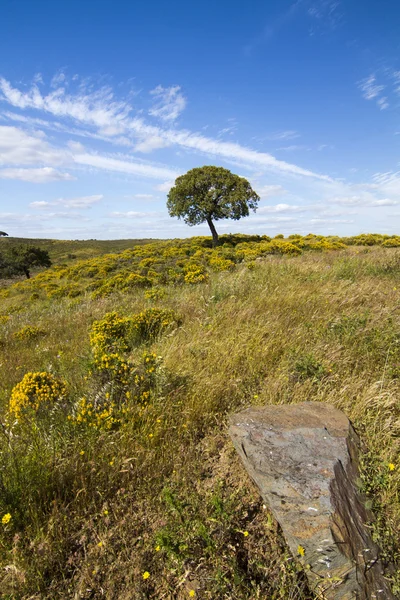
[23,267,30,279]
[206,216,219,248]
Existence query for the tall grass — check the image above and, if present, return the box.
[0,241,399,598]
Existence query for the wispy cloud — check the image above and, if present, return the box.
[358,74,389,110]
[0,76,332,181]
[257,184,286,198]
[267,130,300,141]
[377,97,389,110]
[257,203,309,214]
[73,152,178,180]
[149,85,186,122]
[359,74,384,100]
[30,194,103,209]
[0,166,75,183]
[110,210,159,218]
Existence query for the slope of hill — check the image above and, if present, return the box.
[0,234,399,599]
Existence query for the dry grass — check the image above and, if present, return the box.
[0,242,399,598]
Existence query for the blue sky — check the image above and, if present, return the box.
[0,0,400,239]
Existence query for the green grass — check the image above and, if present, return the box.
[0,237,399,598]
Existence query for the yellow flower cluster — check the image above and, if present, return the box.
[92,352,132,385]
[1,513,11,525]
[13,325,46,341]
[89,312,132,356]
[0,315,10,325]
[184,267,209,284]
[9,371,67,418]
[70,397,121,430]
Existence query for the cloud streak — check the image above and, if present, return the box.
[0,166,75,182]
[0,76,332,181]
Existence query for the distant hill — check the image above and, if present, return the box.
[0,236,158,266]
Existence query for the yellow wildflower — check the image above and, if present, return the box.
[2,513,11,525]
[243,531,249,537]
[142,571,150,580]
[297,545,305,556]
[388,463,396,471]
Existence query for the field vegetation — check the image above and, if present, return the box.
[0,232,399,599]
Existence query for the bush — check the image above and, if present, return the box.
[9,372,67,418]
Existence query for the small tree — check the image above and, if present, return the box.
[167,166,260,247]
[0,231,8,237]
[0,245,51,279]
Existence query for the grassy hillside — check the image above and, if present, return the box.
[0,236,156,268]
[0,233,399,599]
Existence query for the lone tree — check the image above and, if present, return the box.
[0,245,51,279]
[0,231,8,237]
[167,166,260,247]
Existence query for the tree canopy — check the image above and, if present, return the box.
[0,245,51,279]
[0,231,8,237]
[167,166,260,246]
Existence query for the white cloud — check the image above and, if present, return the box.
[0,125,68,166]
[310,218,354,224]
[30,194,103,209]
[73,152,178,180]
[0,166,75,183]
[132,194,154,199]
[370,172,400,198]
[0,77,332,180]
[155,180,175,192]
[51,70,67,88]
[377,97,389,110]
[257,203,309,214]
[359,75,384,99]
[149,85,186,122]
[358,74,387,111]
[0,124,179,182]
[0,211,87,223]
[110,211,158,218]
[257,184,286,198]
[267,130,300,141]
[0,77,131,131]
[134,135,170,153]
[277,144,310,152]
[329,193,399,208]
[33,73,44,85]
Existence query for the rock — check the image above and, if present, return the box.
[229,402,395,599]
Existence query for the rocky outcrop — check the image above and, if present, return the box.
[229,402,395,599]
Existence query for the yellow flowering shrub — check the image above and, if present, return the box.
[92,352,132,385]
[13,325,46,341]
[70,397,121,430]
[208,256,235,271]
[89,312,132,356]
[382,237,400,248]
[71,351,161,430]
[9,372,67,418]
[144,287,166,301]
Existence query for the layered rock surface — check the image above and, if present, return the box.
[229,402,395,599]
